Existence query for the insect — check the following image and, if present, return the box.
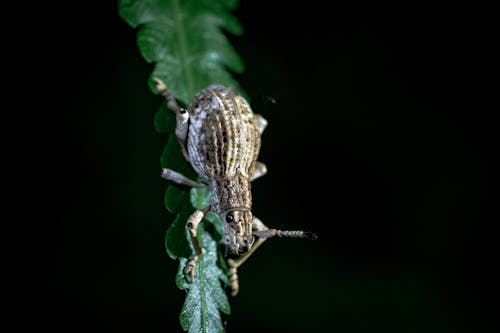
[154,78,317,296]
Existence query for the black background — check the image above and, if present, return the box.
[8,1,496,332]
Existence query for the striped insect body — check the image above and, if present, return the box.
[155,78,316,296]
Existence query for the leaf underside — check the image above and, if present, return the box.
[119,0,244,332]
[177,232,230,333]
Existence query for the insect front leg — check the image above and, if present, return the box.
[184,209,207,282]
[153,77,190,161]
[227,217,269,296]
[228,218,317,296]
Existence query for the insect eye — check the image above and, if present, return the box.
[225,213,234,223]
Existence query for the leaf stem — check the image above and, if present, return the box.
[198,227,208,333]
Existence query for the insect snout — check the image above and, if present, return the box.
[223,209,255,254]
[229,234,253,255]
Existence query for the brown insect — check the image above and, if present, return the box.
[154,78,316,296]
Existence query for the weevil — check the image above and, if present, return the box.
[154,78,317,296]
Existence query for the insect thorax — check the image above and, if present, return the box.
[210,174,252,213]
[211,175,255,254]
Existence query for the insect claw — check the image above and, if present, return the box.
[152,77,166,93]
[183,255,199,283]
[183,265,196,283]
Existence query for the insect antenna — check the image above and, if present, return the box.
[253,229,317,240]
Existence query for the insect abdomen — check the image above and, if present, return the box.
[187,85,261,182]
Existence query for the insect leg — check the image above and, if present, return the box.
[227,216,269,296]
[255,114,268,135]
[161,168,205,187]
[153,77,190,161]
[228,218,317,295]
[184,210,206,282]
[250,161,267,181]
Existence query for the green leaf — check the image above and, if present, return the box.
[154,103,175,133]
[177,232,230,333]
[165,205,193,259]
[119,0,244,331]
[160,132,197,179]
[119,0,244,105]
[204,211,225,244]
[190,187,211,210]
[165,184,190,214]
